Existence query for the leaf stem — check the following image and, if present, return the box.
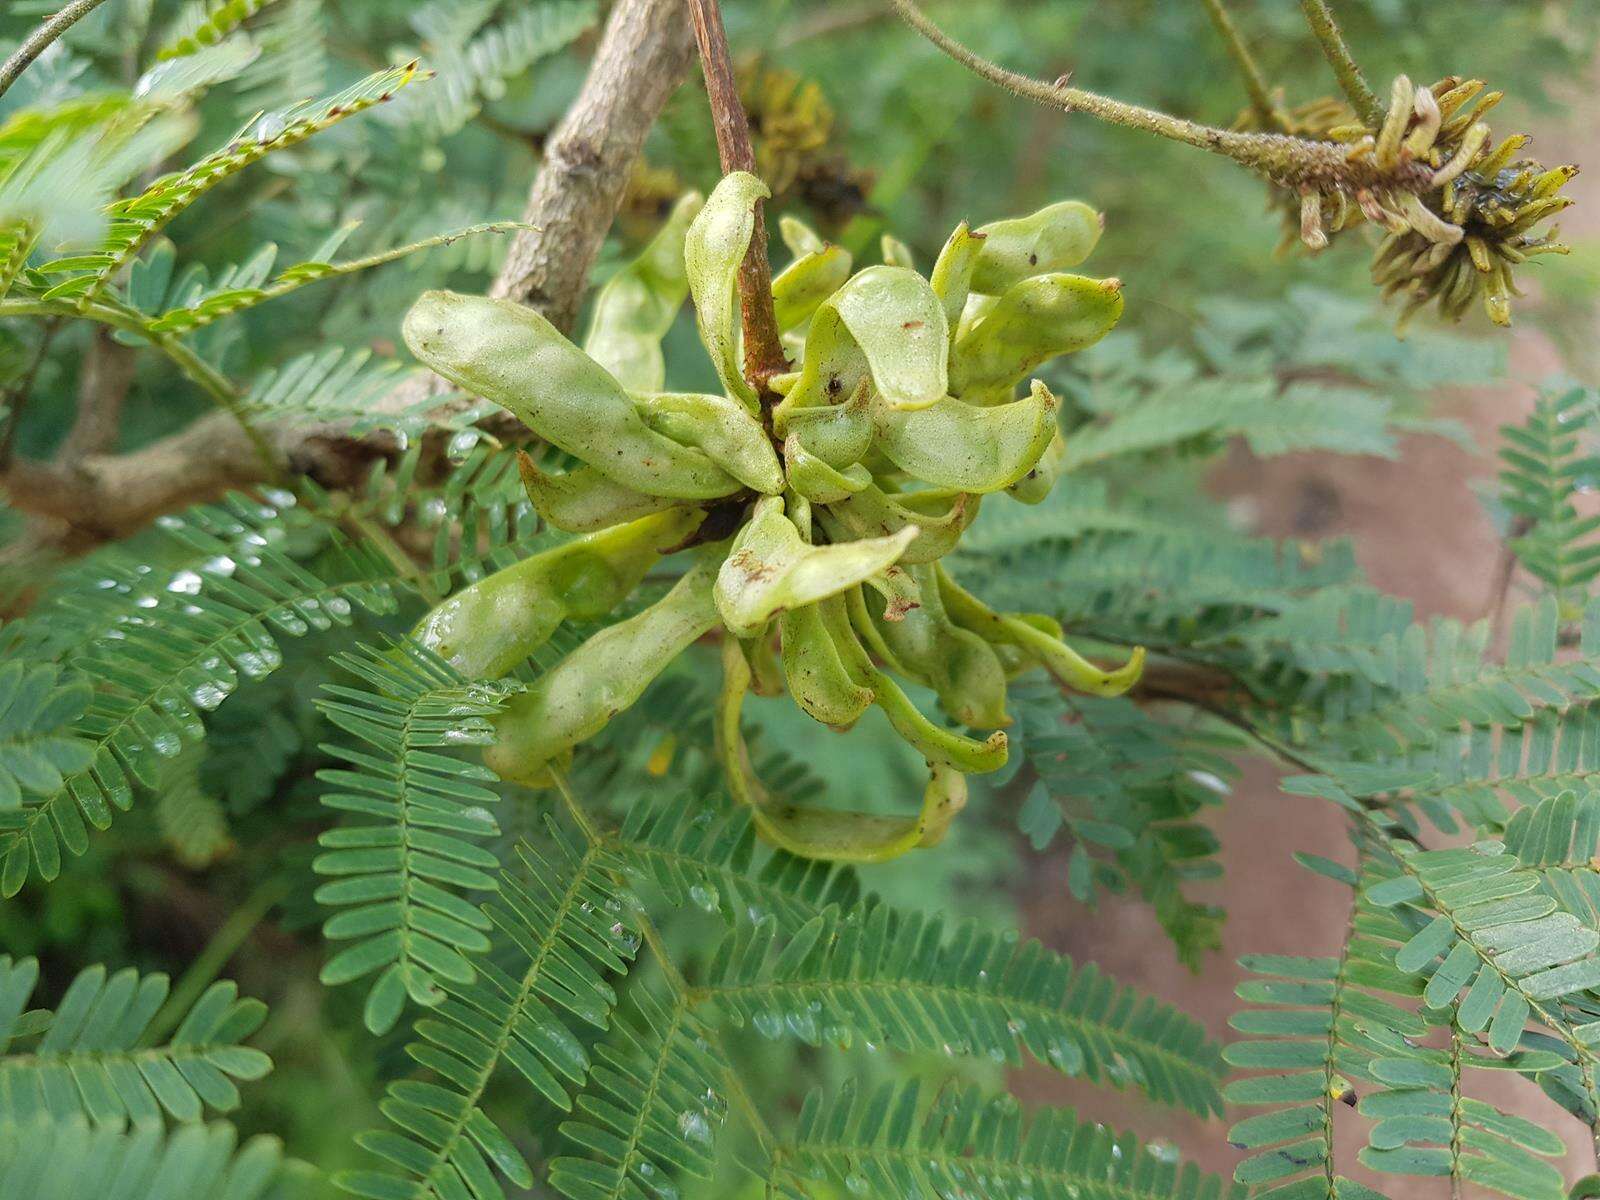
[685,0,788,395]
[0,0,114,101]
[1198,0,1280,129]
[1298,0,1383,128]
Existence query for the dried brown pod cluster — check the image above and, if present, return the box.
[1258,75,1577,327]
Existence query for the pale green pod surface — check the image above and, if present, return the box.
[634,391,784,494]
[1006,427,1065,505]
[783,434,870,504]
[779,213,826,258]
[772,242,853,332]
[685,171,769,412]
[970,199,1102,295]
[871,563,1008,728]
[780,602,873,727]
[820,484,977,565]
[717,637,943,864]
[413,507,703,679]
[929,221,985,342]
[862,564,921,623]
[950,274,1122,397]
[403,291,741,500]
[517,453,681,533]
[873,381,1057,492]
[828,265,948,411]
[582,191,704,391]
[485,551,722,783]
[776,378,874,468]
[880,233,915,270]
[868,668,1008,774]
[715,495,918,638]
[937,564,1143,696]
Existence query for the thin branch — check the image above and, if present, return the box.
[1198,0,1280,129]
[1298,0,1383,128]
[686,0,788,395]
[0,0,114,101]
[884,0,1381,187]
[60,326,136,460]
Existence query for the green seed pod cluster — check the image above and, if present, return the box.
[1261,74,1575,328]
[402,172,1140,862]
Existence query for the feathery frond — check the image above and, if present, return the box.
[1013,677,1233,965]
[1225,854,1426,1198]
[700,904,1227,1116]
[611,791,863,935]
[0,493,400,895]
[1501,788,1600,929]
[0,1116,296,1200]
[32,64,425,303]
[314,642,518,1035]
[1499,385,1600,617]
[0,661,92,811]
[1368,840,1600,1054]
[0,957,271,1126]
[549,982,727,1200]
[156,0,283,61]
[401,1,599,139]
[339,829,640,1200]
[146,223,523,335]
[760,1079,1242,1200]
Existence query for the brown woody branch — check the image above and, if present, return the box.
[1,0,696,547]
[686,0,788,394]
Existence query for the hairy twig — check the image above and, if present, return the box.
[686,0,788,395]
[884,0,1401,192]
[0,0,114,101]
[1298,0,1382,128]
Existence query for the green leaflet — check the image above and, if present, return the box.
[970,199,1103,295]
[485,551,723,784]
[633,391,784,493]
[714,495,917,638]
[403,290,741,499]
[685,170,768,412]
[583,191,703,391]
[950,273,1124,396]
[516,452,681,533]
[412,508,703,679]
[873,379,1059,492]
